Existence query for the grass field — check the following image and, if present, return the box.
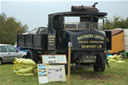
[0,59,128,85]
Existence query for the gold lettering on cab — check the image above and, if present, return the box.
[77,34,93,40]
[81,45,102,48]
[93,35,104,40]
[78,41,89,43]
[78,40,104,44]
[77,34,104,40]
[48,36,55,46]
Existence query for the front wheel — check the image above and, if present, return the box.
[93,54,105,72]
[27,50,38,63]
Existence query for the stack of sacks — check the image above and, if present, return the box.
[107,55,121,62]
[13,58,36,76]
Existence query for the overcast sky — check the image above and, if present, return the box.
[1,0,128,30]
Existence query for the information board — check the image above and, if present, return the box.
[37,64,48,84]
[47,65,66,82]
[42,55,67,64]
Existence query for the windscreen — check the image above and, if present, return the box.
[64,16,103,30]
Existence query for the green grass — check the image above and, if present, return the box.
[0,59,128,85]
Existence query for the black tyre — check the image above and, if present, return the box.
[27,50,38,63]
[0,58,2,65]
[93,55,105,72]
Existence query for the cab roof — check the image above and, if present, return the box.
[49,11,107,17]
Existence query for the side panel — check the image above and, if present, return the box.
[24,35,33,46]
[33,34,48,50]
[17,34,48,50]
[110,32,124,53]
[17,35,24,46]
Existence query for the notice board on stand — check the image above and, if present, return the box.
[42,55,67,64]
[37,64,48,84]
[47,65,66,82]
[39,55,67,83]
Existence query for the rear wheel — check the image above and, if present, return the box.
[27,50,38,63]
[93,54,105,72]
[0,59,2,65]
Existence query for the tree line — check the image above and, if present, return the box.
[103,16,128,30]
[0,13,127,44]
[0,13,28,44]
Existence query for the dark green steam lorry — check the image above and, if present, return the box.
[17,4,111,72]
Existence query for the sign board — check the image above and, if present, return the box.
[48,34,56,50]
[42,55,67,64]
[37,64,48,84]
[47,65,66,82]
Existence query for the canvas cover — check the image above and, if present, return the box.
[110,30,124,53]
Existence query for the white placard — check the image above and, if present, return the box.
[42,55,67,64]
[37,64,48,84]
[47,65,66,82]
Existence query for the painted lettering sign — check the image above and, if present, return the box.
[48,34,56,50]
[76,34,105,49]
[77,34,105,41]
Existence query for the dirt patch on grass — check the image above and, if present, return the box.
[80,74,112,80]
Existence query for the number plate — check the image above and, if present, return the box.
[79,56,96,63]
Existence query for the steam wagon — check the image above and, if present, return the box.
[17,4,111,72]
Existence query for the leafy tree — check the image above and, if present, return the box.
[0,13,28,44]
[102,16,128,30]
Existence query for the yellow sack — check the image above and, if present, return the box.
[13,64,22,71]
[13,58,19,64]
[13,58,36,66]
[21,64,36,69]
[109,59,117,62]
[116,55,121,61]
[107,55,121,61]
[13,64,36,71]
[111,55,117,59]
[17,67,33,74]
[20,59,36,66]
[13,58,36,76]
